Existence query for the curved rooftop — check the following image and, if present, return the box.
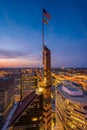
[58,85,87,104]
[62,86,83,96]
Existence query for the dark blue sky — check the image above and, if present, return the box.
[0,0,87,67]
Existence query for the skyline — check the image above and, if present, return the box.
[0,0,87,68]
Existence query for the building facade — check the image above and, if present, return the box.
[56,84,87,130]
[0,77,14,129]
[21,72,38,99]
[42,45,52,130]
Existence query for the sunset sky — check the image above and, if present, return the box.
[0,0,87,68]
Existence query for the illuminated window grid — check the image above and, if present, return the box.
[56,91,87,130]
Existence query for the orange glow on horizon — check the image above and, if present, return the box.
[0,59,42,67]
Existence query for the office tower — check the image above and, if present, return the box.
[43,45,52,130]
[21,71,38,99]
[55,84,87,130]
[0,77,14,129]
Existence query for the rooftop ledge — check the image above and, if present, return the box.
[62,86,83,96]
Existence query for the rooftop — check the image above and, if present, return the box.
[57,86,87,105]
[8,91,37,127]
[67,87,79,91]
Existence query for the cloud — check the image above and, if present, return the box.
[0,49,27,58]
[0,47,42,67]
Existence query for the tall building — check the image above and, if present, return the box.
[21,71,38,99]
[56,84,87,130]
[0,77,14,129]
[42,45,52,130]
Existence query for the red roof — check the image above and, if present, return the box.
[9,91,37,126]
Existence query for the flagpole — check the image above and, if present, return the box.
[42,9,44,66]
[42,11,44,52]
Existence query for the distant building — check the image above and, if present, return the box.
[21,72,38,98]
[55,84,87,130]
[0,77,14,129]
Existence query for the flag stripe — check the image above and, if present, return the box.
[43,8,51,19]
